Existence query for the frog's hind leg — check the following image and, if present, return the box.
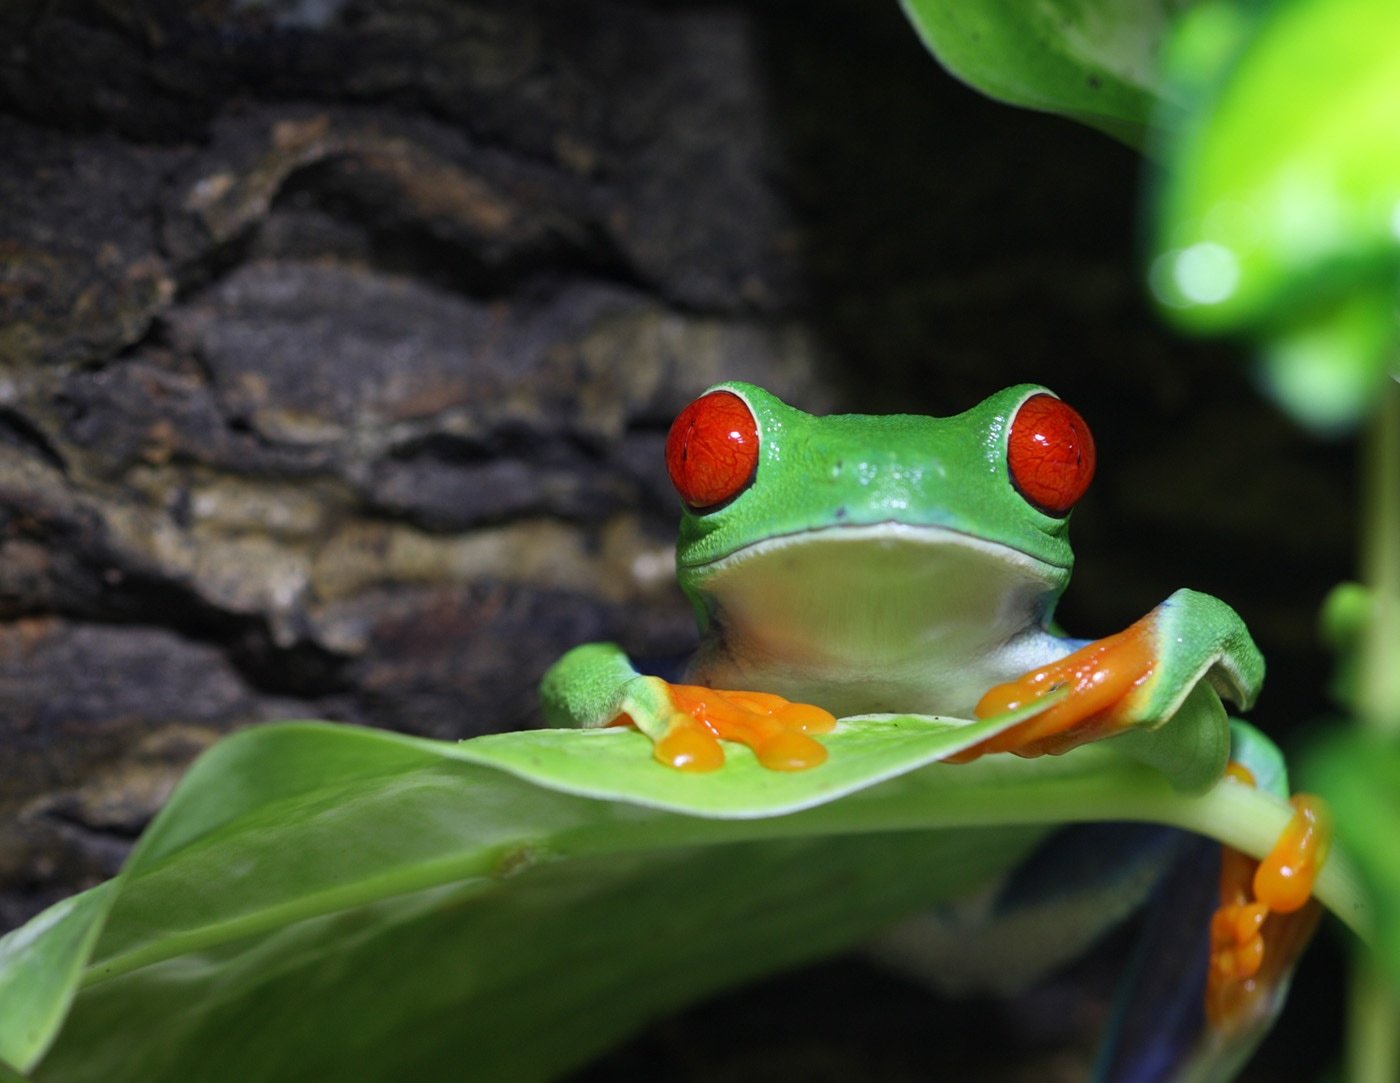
[1096,722,1329,1082]
[1091,833,1220,1083]
[871,823,1187,1004]
[1093,836,1322,1083]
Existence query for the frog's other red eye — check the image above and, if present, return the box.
[666,391,759,510]
[1007,393,1096,516]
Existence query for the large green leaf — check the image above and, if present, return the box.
[1151,0,1400,431]
[0,716,1371,1082]
[898,0,1188,147]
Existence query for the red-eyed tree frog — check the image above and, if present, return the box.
[543,382,1263,774]
[541,382,1327,1079]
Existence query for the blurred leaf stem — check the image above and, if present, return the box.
[1350,376,1400,1083]
[1359,378,1400,734]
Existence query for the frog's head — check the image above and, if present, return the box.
[666,382,1095,641]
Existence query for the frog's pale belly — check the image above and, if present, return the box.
[683,525,1076,718]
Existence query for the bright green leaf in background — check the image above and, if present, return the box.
[1150,0,1400,432]
[897,0,1188,148]
[898,0,1400,433]
[0,717,1370,1082]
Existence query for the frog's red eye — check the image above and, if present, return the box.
[1007,393,1096,516]
[666,391,759,510]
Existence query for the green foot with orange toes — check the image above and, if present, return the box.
[951,590,1265,783]
[1206,762,1332,1035]
[618,681,836,772]
[539,642,836,773]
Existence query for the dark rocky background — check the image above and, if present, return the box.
[0,0,1354,1078]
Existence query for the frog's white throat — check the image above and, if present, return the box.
[684,523,1071,719]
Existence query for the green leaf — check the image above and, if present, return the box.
[898,0,1187,147]
[1151,0,1400,431]
[1321,582,1372,713]
[1306,732,1400,985]
[0,703,1048,1074]
[0,1061,31,1083]
[452,705,1053,817]
[0,718,1371,1081]
[0,885,112,1079]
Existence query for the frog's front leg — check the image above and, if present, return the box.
[954,589,1264,763]
[540,642,835,772]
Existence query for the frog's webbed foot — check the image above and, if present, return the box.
[951,589,1264,763]
[539,642,835,772]
[617,678,836,772]
[950,616,1157,762]
[1206,768,1331,1033]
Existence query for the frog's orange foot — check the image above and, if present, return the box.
[619,683,836,773]
[1206,776,1331,1033]
[949,614,1158,763]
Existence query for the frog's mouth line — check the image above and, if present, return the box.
[680,521,1069,578]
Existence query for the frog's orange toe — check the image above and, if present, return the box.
[768,700,838,736]
[1254,795,1331,914]
[654,715,727,772]
[649,683,835,772]
[751,729,829,771]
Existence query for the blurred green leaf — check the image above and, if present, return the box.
[1151,0,1400,432]
[0,885,113,1077]
[1306,732,1400,984]
[0,719,1368,1082]
[1321,582,1372,712]
[898,0,1188,147]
